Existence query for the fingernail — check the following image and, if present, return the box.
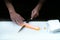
[31,18,33,20]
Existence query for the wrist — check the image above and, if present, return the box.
[35,6,40,12]
[36,4,42,11]
[9,10,16,14]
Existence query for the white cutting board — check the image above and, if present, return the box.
[0,21,60,40]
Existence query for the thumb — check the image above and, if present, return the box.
[31,13,36,20]
[31,10,36,19]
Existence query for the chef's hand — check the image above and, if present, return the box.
[31,7,39,19]
[9,12,25,25]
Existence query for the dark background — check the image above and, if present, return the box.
[0,0,60,21]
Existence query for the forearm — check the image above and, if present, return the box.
[4,0,16,13]
[35,0,45,11]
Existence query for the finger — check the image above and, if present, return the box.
[16,19,24,25]
[31,13,38,19]
[31,12,37,19]
[10,17,17,24]
[18,16,24,20]
[15,16,24,25]
[31,12,34,19]
[32,14,37,19]
[17,15,25,21]
[34,13,39,18]
[31,10,38,18]
[20,16,25,20]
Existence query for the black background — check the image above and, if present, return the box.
[0,0,60,21]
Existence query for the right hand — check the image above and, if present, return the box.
[9,12,25,25]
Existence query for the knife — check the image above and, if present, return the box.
[18,19,31,32]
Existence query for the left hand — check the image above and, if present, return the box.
[31,7,39,19]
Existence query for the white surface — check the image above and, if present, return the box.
[0,21,60,40]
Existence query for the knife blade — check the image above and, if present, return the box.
[18,19,31,32]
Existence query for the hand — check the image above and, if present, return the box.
[9,12,25,25]
[31,7,39,19]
